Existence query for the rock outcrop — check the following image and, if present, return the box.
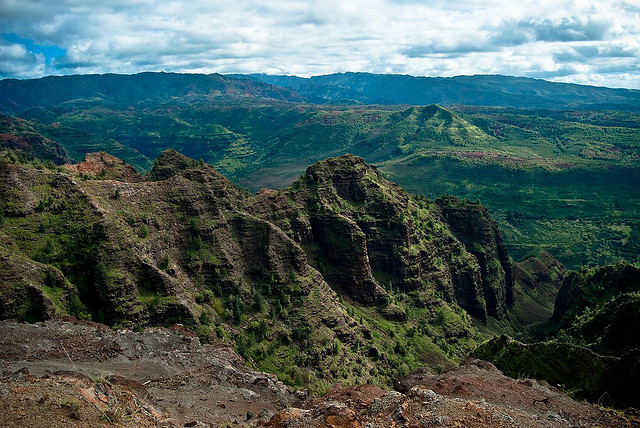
[1,319,633,428]
[64,151,141,182]
[249,155,512,321]
[266,359,634,427]
[0,319,296,427]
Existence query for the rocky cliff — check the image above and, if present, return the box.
[436,195,515,319]
[248,155,509,322]
[0,150,520,392]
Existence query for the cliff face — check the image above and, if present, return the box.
[248,155,509,321]
[0,151,519,391]
[436,195,514,319]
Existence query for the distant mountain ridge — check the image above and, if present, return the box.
[0,72,303,115]
[2,72,640,115]
[246,72,640,110]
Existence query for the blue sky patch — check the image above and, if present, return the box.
[2,33,66,64]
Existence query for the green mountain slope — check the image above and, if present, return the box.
[13,98,640,268]
[2,73,640,268]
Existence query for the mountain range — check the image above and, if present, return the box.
[246,72,640,110]
[1,71,639,424]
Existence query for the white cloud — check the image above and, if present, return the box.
[0,0,638,88]
[0,40,46,77]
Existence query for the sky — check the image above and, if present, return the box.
[0,0,639,89]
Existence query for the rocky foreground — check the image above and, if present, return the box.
[1,319,636,428]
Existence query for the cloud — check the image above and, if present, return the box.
[0,0,638,88]
[521,17,611,42]
[0,39,46,78]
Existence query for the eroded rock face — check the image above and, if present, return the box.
[249,155,513,320]
[437,195,515,319]
[1,152,519,325]
[309,214,388,305]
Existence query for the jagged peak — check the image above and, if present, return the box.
[147,149,229,183]
[146,149,244,199]
[304,154,380,182]
[306,153,367,170]
[297,154,406,207]
[148,149,195,181]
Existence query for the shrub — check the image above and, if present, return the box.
[137,225,149,238]
[159,253,170,270]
